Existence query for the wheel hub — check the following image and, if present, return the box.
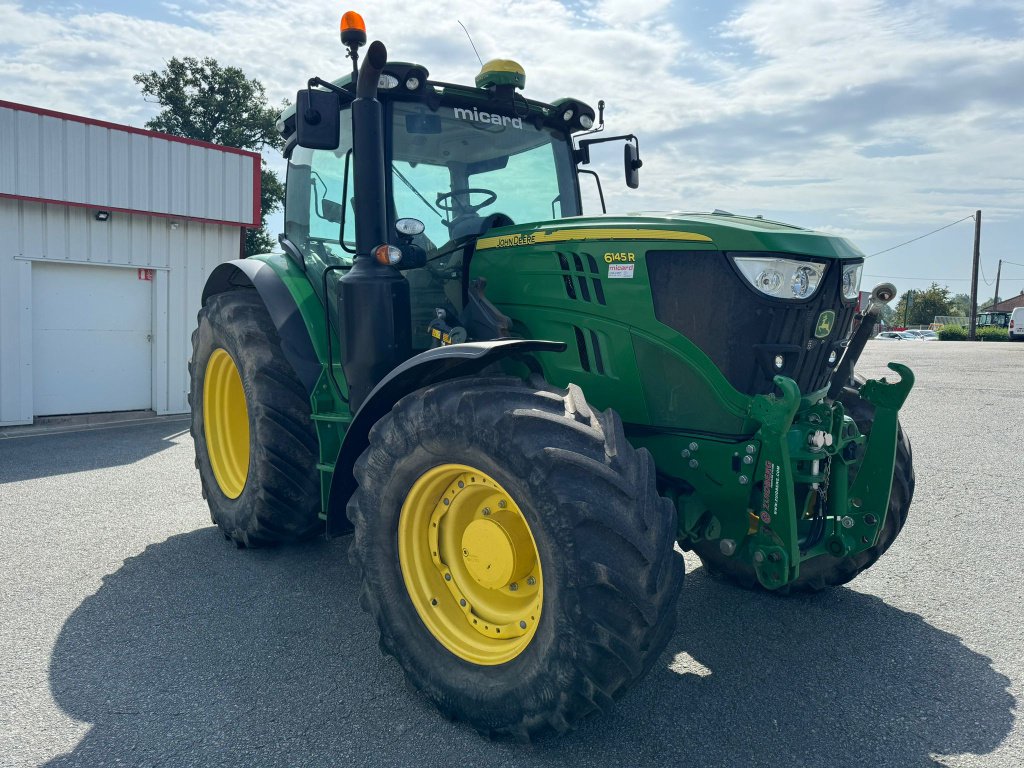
[203,348,250,499]
[461,513,536,590]
[398,464,543,665]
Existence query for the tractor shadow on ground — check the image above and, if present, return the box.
[0,419,189,484]
[47,537,1014,767]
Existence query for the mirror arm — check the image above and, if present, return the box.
[576,133,638,165]
[307,76,354,102]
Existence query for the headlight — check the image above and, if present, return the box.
[732,256,826,300]
[842,263,863,300]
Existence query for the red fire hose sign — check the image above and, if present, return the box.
[137,269,155,281]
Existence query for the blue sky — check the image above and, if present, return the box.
[2,0,1022,303]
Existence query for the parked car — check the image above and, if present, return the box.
[1010,308,1024,341]
[903,330,938,341]
[875,331,907,340]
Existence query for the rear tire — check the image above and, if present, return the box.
[348,377,683,739]
[694,376,915,593]
[189,289,322,547]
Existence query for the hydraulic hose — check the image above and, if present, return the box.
[827,311,877,400]
[827,282,897,401]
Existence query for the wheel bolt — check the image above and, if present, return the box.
[689,459,699,469]
[509,583,519,591]
[482,507,491,516]
[743,455,753,465]
[498,500,507,509]
[460,598,467,607]
[519,621,527,629]
[746,444,756,454]
[526,576,536,586]
[444,573,452,581]
[738,475,749,485]
[689,441,699,451]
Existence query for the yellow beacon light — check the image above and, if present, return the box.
[341,10,367,48]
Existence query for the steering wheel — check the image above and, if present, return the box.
[435,188,497,215]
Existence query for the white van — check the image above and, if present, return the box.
[1010,307,1024,341]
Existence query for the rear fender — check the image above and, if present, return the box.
[202,259,322,396]
[325,339,566,536]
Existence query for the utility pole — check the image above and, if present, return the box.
[993,259,1002,310]
[968,210,981,340]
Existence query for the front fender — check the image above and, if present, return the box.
[202,259,322,396]
[325,339,566,536]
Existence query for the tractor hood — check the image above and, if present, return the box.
[475,212,865,262]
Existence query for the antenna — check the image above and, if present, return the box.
[458,20,484,67]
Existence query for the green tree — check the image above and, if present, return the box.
[893,283,953,326]
[949,292,972,317]
[134,57,287,256]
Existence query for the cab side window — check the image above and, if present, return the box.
[284,112,355,265]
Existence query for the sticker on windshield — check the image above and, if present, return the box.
[608,263,634,279]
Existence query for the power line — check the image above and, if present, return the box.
[863,274,1024,282]
[979,260,993,286]
[865,213,976,259]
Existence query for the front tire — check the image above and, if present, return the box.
[348,377,682,739]
[189,289,322,547]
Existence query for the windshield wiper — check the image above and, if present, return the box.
[393,166,445,224]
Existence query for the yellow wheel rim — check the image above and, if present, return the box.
[398,464,543,665]
[203,348,250,499]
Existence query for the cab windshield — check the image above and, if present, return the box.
[389,101,580,248]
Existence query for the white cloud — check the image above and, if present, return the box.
[1,0,1021,291]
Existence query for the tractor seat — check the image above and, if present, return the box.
[448,212,514,242]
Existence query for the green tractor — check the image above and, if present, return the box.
[189,13,915,740]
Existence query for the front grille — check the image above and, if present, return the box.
[647,250,858,396]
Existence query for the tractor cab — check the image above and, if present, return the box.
[281,58,597,352]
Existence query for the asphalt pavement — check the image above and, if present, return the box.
[1,341,1022,767]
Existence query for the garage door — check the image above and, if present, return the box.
[32,262,153,416]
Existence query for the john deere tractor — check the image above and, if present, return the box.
[189,12,915,739]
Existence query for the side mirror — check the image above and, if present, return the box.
[295,89,341,150]
[624,142,642,189]
[321,199,343,224]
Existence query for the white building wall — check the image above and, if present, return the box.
[0,198,241,425]
[0,102,258,226]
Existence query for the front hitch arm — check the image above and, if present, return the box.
[743,363,914,589]
[746,376,802,589]
[842,362,915,549]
